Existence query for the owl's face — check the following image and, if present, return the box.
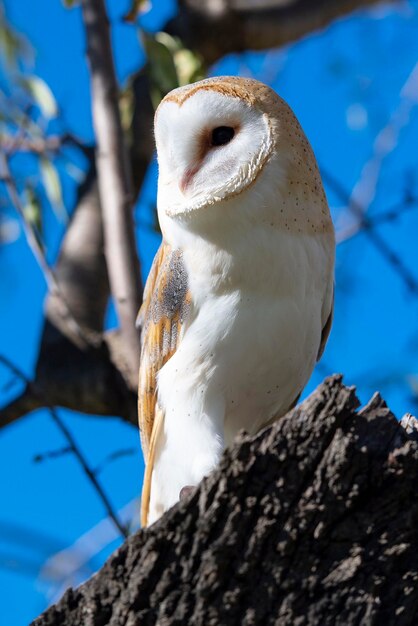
[154,77,333,245]
[154,78,275,218]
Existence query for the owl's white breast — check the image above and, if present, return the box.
[156,163,334,444]
[149,161,333,521]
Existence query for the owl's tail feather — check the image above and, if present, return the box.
[140,405,164,527]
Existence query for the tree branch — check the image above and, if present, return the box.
[0,355,128,539]
[81,0,142,385]
[0,152,94,348]
[323,167,418,294]
[166,0,390,64]
[336,197,418,243]
[0,386,41,428]
[32,375,418,625]
[0,139,152,428]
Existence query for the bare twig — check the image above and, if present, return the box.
[336,197,418,243]
[335,60,418,244]
[2,131,85,157]
[323,168,418,294]
[94,447,137,475]
[2,134,62,156]
[0,354,128,539]
[325,62,418,292]
[81,0,142,384]
[0,153,94,348]
[0,152,57,292]
[33,446,72,463]
[349,62,418,216]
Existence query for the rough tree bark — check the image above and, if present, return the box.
[1,0,389,426]
[33,376,418,626]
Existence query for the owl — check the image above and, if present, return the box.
[137,76,335,526]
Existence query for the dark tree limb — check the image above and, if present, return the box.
[166,0,391,64]
[0,386,42,428]
[33,375,418,626]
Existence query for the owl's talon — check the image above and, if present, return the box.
[179,486,194,501]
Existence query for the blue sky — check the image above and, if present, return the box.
[1,1,418,623]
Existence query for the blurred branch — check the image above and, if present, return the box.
[349,61,418,215]
[94,447,137,475]
[0,333,138,426]
[337,197,418,243]
[0,152,57,293]
[165,0,391,65]
[0,152,93,348]
[38,498,138,601]
[323,168,418,294]
[2,131,85,157]
[0,77,153,428]
[328,60,418,291]
[81,0,142,385]
[0,354,128,539]
[0,386,42,426]
[33,446,72,463]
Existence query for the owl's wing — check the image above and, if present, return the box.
[137,243,191,526]
[317,283,334,362]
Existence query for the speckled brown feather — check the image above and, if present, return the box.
[137,243,191,525]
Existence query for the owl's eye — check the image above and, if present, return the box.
[210,126,235,147]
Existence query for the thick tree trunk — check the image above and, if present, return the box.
[33,376,418,626]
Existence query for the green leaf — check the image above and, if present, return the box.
[23,186,43,249]
[23,76,58,119]
[154,33,205,85]
[141,30,206,108]
[40,158,67,223]
[0,23,20,68]
[141,31,179,109]
[62,0,80,7]
[0,6,32,69]
[119,83,135,135]
[123,0,150,22]
[173,47,205,86]
[155,32,181,54]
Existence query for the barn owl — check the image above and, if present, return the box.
[138,76,335,526]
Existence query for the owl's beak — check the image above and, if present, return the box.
[179,166,198,195]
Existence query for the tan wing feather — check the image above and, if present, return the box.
[137,243,191,526]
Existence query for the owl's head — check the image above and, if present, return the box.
[154,77,328,241]
[154,77,286,216]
